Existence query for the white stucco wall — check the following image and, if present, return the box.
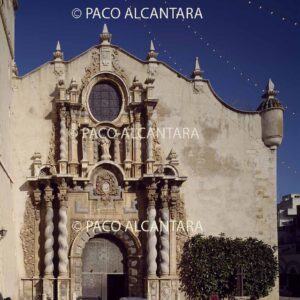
[0,1,20,299]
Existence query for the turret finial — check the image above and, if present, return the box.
[53,40,63,61]
[56,41,61,51]
[263,78,277,99]
[100,23,112,45]
[267,78,275,92]
[192,57,203,80]
[150,40,155,51]
[147,40,158,61]
[257,78,284,150]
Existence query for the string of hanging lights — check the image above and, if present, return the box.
[246,0,300,28]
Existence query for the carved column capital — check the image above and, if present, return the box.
[33,188,42,206]
[146,180,158,208]
[134,109,142,122]
[160,180,169,209]
[59,105,67,120]
[58,179,68,208]
[44,185,54,207]
[32,187,42,221]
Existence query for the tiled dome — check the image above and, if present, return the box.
[257,79,284,112]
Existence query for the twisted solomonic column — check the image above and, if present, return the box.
[44,185,54,277]
[58,181,69,276]
[146,181,158,276]
[159,183,170,275]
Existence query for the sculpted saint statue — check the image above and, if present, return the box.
[99,136,111,160]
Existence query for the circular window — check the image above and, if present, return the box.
[88,81,122,122]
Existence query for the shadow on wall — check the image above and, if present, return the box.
[0,293,12,300]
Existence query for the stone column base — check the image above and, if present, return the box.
[146,277,181,300]
[57,278,70,300]
[42,278,55,300]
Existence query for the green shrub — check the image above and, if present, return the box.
[178,234,278,300]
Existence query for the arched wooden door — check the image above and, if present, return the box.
[81,236,127,300]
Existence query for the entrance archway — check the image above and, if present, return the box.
[81,235,127,300]
[70,223,143,299]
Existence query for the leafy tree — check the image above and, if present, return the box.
[178,234,278,300]
[240,238,278,299]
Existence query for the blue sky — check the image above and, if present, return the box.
[15,0,300,200]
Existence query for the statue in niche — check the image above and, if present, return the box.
[99,136,111,160]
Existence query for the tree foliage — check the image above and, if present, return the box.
[178,234,278,300]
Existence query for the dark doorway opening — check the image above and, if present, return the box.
[80,235,128,300]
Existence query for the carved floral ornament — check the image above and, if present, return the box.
[91,169,120,203]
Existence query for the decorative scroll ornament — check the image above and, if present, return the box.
[81,49,100,90]
[112,49,126,80]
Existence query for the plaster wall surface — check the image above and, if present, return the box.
[0,1,19,299]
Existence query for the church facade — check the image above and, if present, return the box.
[1,3,284,299]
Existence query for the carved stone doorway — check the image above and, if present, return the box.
[81,235,127,300]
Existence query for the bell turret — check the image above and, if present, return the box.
[257,79,284,149]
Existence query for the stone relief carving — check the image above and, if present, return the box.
[147,63,158,79]
[21,198,36,277]
[100,47,111,67]
[152,120,163,163]
[54,68,64,79]
[92,169,120,203]
[47,122,57,166]
[193,80,203,94]
[160,281,171,300]
[112,49,127,80]
[149,281,159,300]
[81,50,100,90]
